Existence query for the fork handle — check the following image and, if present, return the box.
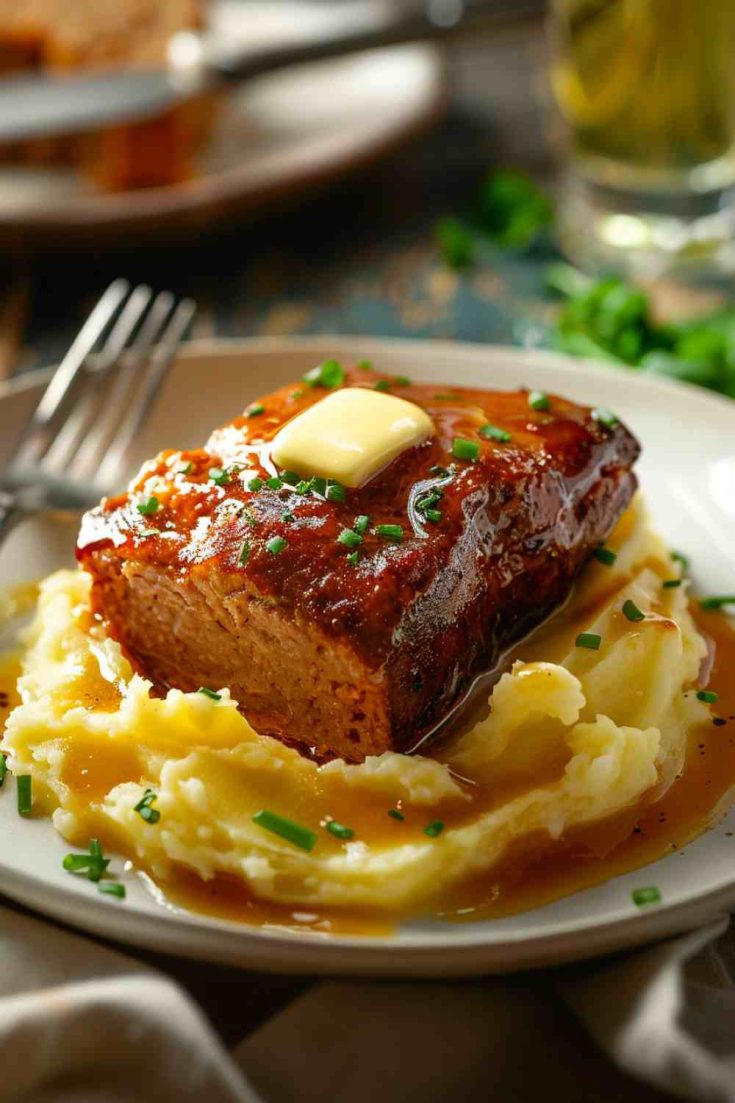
[0,489,22,550]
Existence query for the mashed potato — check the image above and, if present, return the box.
[2,498,711,913]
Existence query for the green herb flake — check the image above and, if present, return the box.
[326,821,355,841]
[208,467,229,486]
[265,476,282,490]
[347,550,359,567]
[699,595,735,611]
[576,632,601,651]
[354,514,370,534]
[337,529,362,549]
[671,551,690,572]
[252,809,317,852]
[303,359,345,389]
[632,886,662,908]
[198,687,222,701]
[239,541,251,566]
[247,402,265,417]
[622,599,646,622]
[134,788,161,825]
[594,547,617,567]
[592,407,620,430]
[325,481,347,503]
[663,579,682,589]
[279,470,299,487]
[528,391,550,412]
[16,774,31,816]
[357,359,373,371]
[476,169,552,250]
[424,508,442,523]
[309,476,327,497]
[247,477,264,492]
[178,461,193,475]
[0,755,6,788]
[697,689,719,704]
[136,496,159,516]
[394,375,411,386]
[63,839,110,883]
[387,808,405,821]
[374,379,391,392]
[99,883,126,899]
[424,820,445,838]
[479,423,511,443]
[267,536,287,555]
[138,528,158,538]
[452,437,480,462]
[375,524,404,543]
[429,465,450,478]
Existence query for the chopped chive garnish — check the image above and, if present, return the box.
[63,840,110,883]
[303,359,345,389]
[592,407,619,430]
[247,403,265,416]
[281,511,295,523]
[394,375,411,386]
[632,886,661,908]
[387,808,404,821]
[479,423,511,443]
[247,477,264,492]
[435,392,459,401]
[138,528,158,538]
[267,535,287,555]
[663,579,682,589]
[594,547,617,567]
[265,476,282,490]
[136,496,159,516]
[310,476,327,497]
[452,437,480,462]
[424,509,442,523]
[326,481,347,503]
[347,550,359,566]
[0,755,6,787]
[239,541,251,566]
[354,514,370,534]
[424,820,445,838]
[429,465,450,478]
[699,595,735,611]
[293,480,311,495]
[252,809,317,852]
[134,788,160,824]
[280,470,300,486]
[290,389,303,399]
[198,686,222,701]
[374,380,391,392]
[178,461,193,475]
[375,524,404,542]
[99,883,126,899]
[16,774,31,816]
[528,391,550,412]
[622,599,645,622]
[697,690,719,703]
[576,632,601,651]
[337,529,362,548]
[326,821,355,841]
[358,359,373,371]
[209,467,230,486]
[671,550,690,571]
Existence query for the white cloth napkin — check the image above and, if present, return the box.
[1,903,734,1103]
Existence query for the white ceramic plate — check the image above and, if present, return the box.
[1,337,734,976]
[0,3,443,244]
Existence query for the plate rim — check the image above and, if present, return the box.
[2,334,735,975]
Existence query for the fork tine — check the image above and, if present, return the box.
[95,296,195,490]
[70,289,174,480]
[42,284,153,475]
[13,279,129,468]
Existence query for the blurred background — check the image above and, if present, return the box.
[2,0,735,401]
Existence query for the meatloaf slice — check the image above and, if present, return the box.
[77,365,640,762]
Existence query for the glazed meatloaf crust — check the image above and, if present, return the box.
[77,365,640,762]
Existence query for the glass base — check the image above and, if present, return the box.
[557,175,735,279]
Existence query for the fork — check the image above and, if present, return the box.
[0,279,195,547]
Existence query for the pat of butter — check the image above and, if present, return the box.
[271,387,435,488]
